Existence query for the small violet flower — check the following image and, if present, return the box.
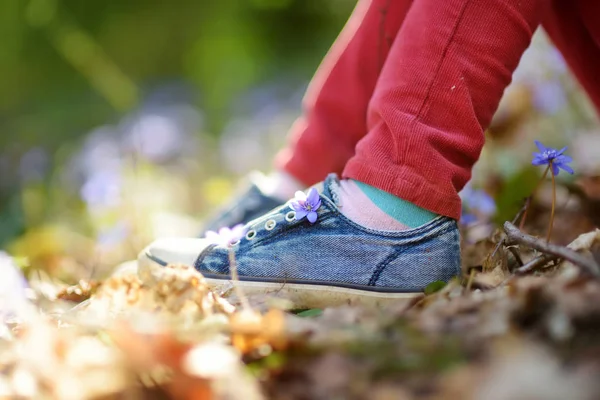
[290,188,321,224]
[205,224,246,247]
[532,140,574,176]
[459,184,496,226]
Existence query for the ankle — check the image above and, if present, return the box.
[353,180,438,228]
[336,179,438,231]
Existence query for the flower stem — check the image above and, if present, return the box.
[519,164,551,230]
[547,161,556,242]
[228,248,250,311]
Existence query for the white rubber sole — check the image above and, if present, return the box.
[137,252,422,309]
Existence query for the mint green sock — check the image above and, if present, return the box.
[353,180,438,228]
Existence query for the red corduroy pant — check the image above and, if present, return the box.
[275,0,600,220]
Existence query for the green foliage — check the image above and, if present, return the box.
[295,308,323,318]
[493,166,541,224]
[424,280,446,295]
[0,195,25,249]
[0,0,353,147]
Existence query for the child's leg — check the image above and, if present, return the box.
[145,0,547,308]
[343,0,543,220]
[201,0,413,232]
[275,0,412,187]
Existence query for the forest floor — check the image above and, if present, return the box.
[1,202,600,400]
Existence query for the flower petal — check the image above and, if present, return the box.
[218,227,230,237]
[307,211,318,224]
[535,140,548,153]
[205,231,220,244]
[306,187,320,206]
[231,224,246,240]
[460,213,477,226]
[313,197,322,210]
[558,163,574,174]
[552,163,560,176]
[555,154,572,164]
[556,146,568,156]
[532,157,547,166]
[294,209,308,220]
[294,190,307,201]
[290,201,304,213]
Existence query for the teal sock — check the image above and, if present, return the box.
[353,180,438,228]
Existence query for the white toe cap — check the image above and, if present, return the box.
[139,237,211,268]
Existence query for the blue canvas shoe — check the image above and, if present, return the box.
[140,174,461,308]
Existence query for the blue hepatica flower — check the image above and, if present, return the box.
[531,140,574,176]
[290,188,321,224]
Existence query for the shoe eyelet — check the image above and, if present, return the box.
[230,239,240,246]
[265,219,277,231]
[245,230,257,240]
[285,211,296,222]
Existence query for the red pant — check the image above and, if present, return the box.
[275,0,600,220]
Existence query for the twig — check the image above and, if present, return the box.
[514,254,558,275]
[466,268,476,291]
[507,246,524,268]
[497,254,559,286]
[503,221,600,277]
[512,201,529,227]
[490,201,528,259]
[228,249,251,311]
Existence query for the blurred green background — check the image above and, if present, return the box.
[0,0,355,278]
[1,0,599,281]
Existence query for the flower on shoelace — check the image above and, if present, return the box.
[531,140,574,176]
[205,224,246,246]
[290,187,321,224]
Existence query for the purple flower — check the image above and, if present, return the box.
[205,224,246,246]
[532,80,566,115]
[459,183,496,226]
[460,213,478,226]
[459,183,497,226]
[532,140,574,176]
[290,188,321,224]
[80,170,122,208]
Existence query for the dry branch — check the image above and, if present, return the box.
[503,221,600,277]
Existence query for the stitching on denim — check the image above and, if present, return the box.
[368,248,406,286]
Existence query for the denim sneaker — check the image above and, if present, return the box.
[140,174,461,308]
[200,171,283,235]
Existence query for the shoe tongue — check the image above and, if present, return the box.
[320,173,342,206]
